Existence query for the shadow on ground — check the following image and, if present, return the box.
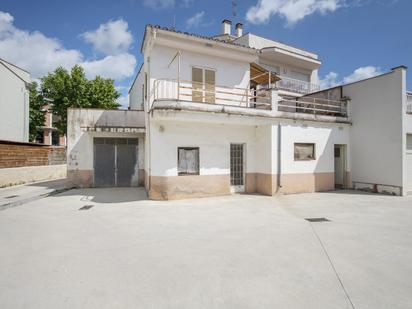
[54,187,148,204]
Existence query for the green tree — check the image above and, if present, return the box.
[28,81,46,142]
[41,65,120,134]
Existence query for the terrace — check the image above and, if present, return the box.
[151,78,349,121]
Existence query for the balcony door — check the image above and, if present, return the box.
[192,67,215,103]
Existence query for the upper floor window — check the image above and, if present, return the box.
[192,67,215,103]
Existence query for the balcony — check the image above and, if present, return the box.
[407,93,412,114]
[153,78,272,110]
[276,75,321,95]
[152,78,348,120]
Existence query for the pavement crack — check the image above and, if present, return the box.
[309,222,356,309]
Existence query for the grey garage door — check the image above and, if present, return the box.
[94,138,138,187]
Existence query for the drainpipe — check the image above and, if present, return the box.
[277,124,282,191]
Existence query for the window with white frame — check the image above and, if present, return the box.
[294,143,315,161]
[192,67,215,103]
[178,147,200,175]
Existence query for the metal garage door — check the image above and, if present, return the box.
[407,135,412,193]
[94,138,138,187]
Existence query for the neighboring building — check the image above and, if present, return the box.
[35,99,66,146]
[0,58,30,142]
[68,20,412,198]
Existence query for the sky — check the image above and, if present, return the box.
[0,0,411,108]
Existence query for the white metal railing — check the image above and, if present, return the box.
[152,78,272,109]
[407,93,412,114]
[278,96,348,117]
[276,76,320,94]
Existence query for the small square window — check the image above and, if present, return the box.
[294,143,315,161]
[178,147,199,176]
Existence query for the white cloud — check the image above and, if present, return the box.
[143,0,175,9]
[246,0,341,26]
[0,11,82,77]
[142,0,193,9]
[319,66,383,89]
[81,19,133,55]
[186,11,205,28]
[319,71,339,89]
[342,66,383,84]
[117,94,129,109]
[81,53,136,80]
[181,0,194,7]
[0,11,136,81]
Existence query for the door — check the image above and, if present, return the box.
[116,139,139,187]
[334,145,346,189]
[407,134,412,193]
[93,138,138,187]
[94,138,116,187]
[230,144,245,193]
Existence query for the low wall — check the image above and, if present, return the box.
[0,164,67,187]
[0,140,66,168]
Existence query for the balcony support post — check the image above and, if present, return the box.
[271,89,279,111]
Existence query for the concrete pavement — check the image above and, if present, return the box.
[0,178,68,210]
[0,188,411,308]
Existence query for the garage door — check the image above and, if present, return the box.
[94,138,138,187]
[407,135,412,193]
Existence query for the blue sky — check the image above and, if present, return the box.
[0,0,411,107]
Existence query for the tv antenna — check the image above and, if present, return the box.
[232,0,237,17]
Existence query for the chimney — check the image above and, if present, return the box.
[235,23,243,37]
[221,19,232,35]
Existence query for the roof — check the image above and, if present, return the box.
[0,58,31,84]
[141,25,258,53]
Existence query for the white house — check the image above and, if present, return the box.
[67,20,412,199]
[0,58,30,142]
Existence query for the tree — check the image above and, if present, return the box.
[28,81,46,142]
[41,65,120,134]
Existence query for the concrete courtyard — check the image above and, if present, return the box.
[0,188,411,309]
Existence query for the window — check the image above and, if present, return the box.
[178,147,200,175]
[192,67,215,103]
[294,143,315,161]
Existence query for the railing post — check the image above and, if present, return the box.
[271,88,279,111]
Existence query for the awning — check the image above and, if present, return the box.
[250,62,280,85]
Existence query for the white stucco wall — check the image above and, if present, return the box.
[235,33,318,59]
[129,68,144,110]
[67,109,145,172]
[148,120,257,177]
[0,62,29,142]
[149,44,251,102]
[278,122,350,175]
[343,68,405,191]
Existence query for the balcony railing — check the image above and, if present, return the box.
[407,93,412,114]
[278,97,348,117]
[153,78,272,109]
[152,78,347,118]
[276,76,320,95]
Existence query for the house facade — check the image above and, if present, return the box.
[67,21,412,198]
[0,58,30,142]
[35,100,66,146]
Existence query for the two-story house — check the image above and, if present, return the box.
[0,58,30,142]
[67,20,411,198]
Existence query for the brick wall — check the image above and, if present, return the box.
[0,140,66,168]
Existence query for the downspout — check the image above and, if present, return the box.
[277,124,282,191]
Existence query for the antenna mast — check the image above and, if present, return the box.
[232,0,237,17]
